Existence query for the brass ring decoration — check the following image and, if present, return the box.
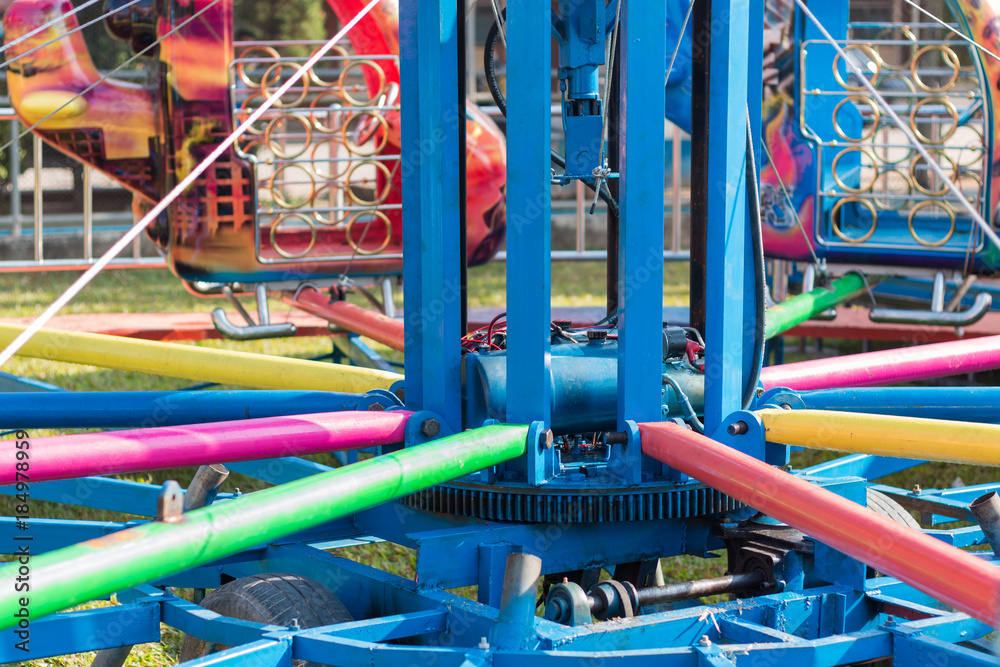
[911,44,960,93]
[338,60,388,107]
[833,44,881,91]
[833,96,881,142]
[872,168,913,211]
[269,164,316,210]
[957,169,983,207]
[831,197,878,244]
[237,93,269,137]
[264,114,312,160]
[309,139,349,181]
[341,112,390,156]
[909,150,958,197]
[875,73,916,114]
[261,62,309,109]
[908,97,959,144]
[956,126,986,167]
[269,213,317,259]
[345,160,394,206]
[237,45,281,88]
[908,200,956,247]
[874,27,916,71]
[308,44,349,88]
[832,147,879,194]
[310,182,347,226]
[345,210,393,255]
[310,90,348,134]
[945,32,976,73]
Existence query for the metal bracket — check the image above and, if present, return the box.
[212,284,297,340]
[870,272,993,327]
[156,481,184,523]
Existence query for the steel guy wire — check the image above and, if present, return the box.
[0,0,145,73]
[0,0,387,369]
[0,0,222,158]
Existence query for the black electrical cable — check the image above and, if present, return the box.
[484,13,619,216]
[742,107,766,410]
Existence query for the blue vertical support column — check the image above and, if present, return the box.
[505,0,552,429]
[611,0,666,485]
[399,0,462,432]
[741,0,764,415]
[702,0,750,435]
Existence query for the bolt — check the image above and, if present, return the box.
[912,484,922,495]
[541,429,554,449]
[756,388,765,398]
[780,403,792,410]
[421,419,440,438]
[586,329,608,342]
[289,617,300,629]
[393,386,405,403]
[700,635,712,646]
[367,401,386,411]
[478,637,490,650]
[606,431,628,445]
[727,421,749,436]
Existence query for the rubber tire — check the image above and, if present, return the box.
[179,572,353,665]
[866,488,921,582]
[867,488,921,530]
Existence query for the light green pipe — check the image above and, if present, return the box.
[765,273,869,339]
[0,424,528,628]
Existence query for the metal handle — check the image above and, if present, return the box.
[869,292,992,327]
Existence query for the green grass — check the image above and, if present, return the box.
[1,263,995,664]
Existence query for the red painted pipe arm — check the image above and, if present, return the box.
[640,421,1000,626]
[0,411,412,485]
[282,290,405,352]
[760,334,1000,391]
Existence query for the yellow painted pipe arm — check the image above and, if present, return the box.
[0,323,401,393]
[757,408,1000,466]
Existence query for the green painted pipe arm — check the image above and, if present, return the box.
[765,273,872,339]
[0,424,528,627]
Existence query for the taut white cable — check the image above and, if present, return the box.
[900,0,1000,64]
[0,0,144,73]
[0,0,385,369]
[0,0,102,55]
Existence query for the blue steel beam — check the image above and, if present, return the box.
[799,453,923,480]
[702,0,750,434]
[791,387,1000,423]
[0,476,163,515]
[505,0,553,428]
[400,0,462,432]
[0,603,160,661]
[613,0,666,484]
[0,390,361,429]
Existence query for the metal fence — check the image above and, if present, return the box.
[0,109,164,272]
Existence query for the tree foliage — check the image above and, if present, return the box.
[233,0,327,52]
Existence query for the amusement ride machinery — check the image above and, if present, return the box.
[0,0,996,664]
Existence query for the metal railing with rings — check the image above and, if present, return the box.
[799,23,989,257]
[230,42,403,265]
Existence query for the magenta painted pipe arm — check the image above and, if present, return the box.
[761,334,1000,391]
[1,411,412,485]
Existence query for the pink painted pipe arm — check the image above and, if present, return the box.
[640,420,1000,626]
[761,334,1000,391]
[1,411,412,485]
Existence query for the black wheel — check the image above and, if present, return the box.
[867,488,920,530]
[866,488,920,582]
[180,572,353,665]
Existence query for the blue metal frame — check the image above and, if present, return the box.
[1,0,998,663]
[504,0,553,428]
